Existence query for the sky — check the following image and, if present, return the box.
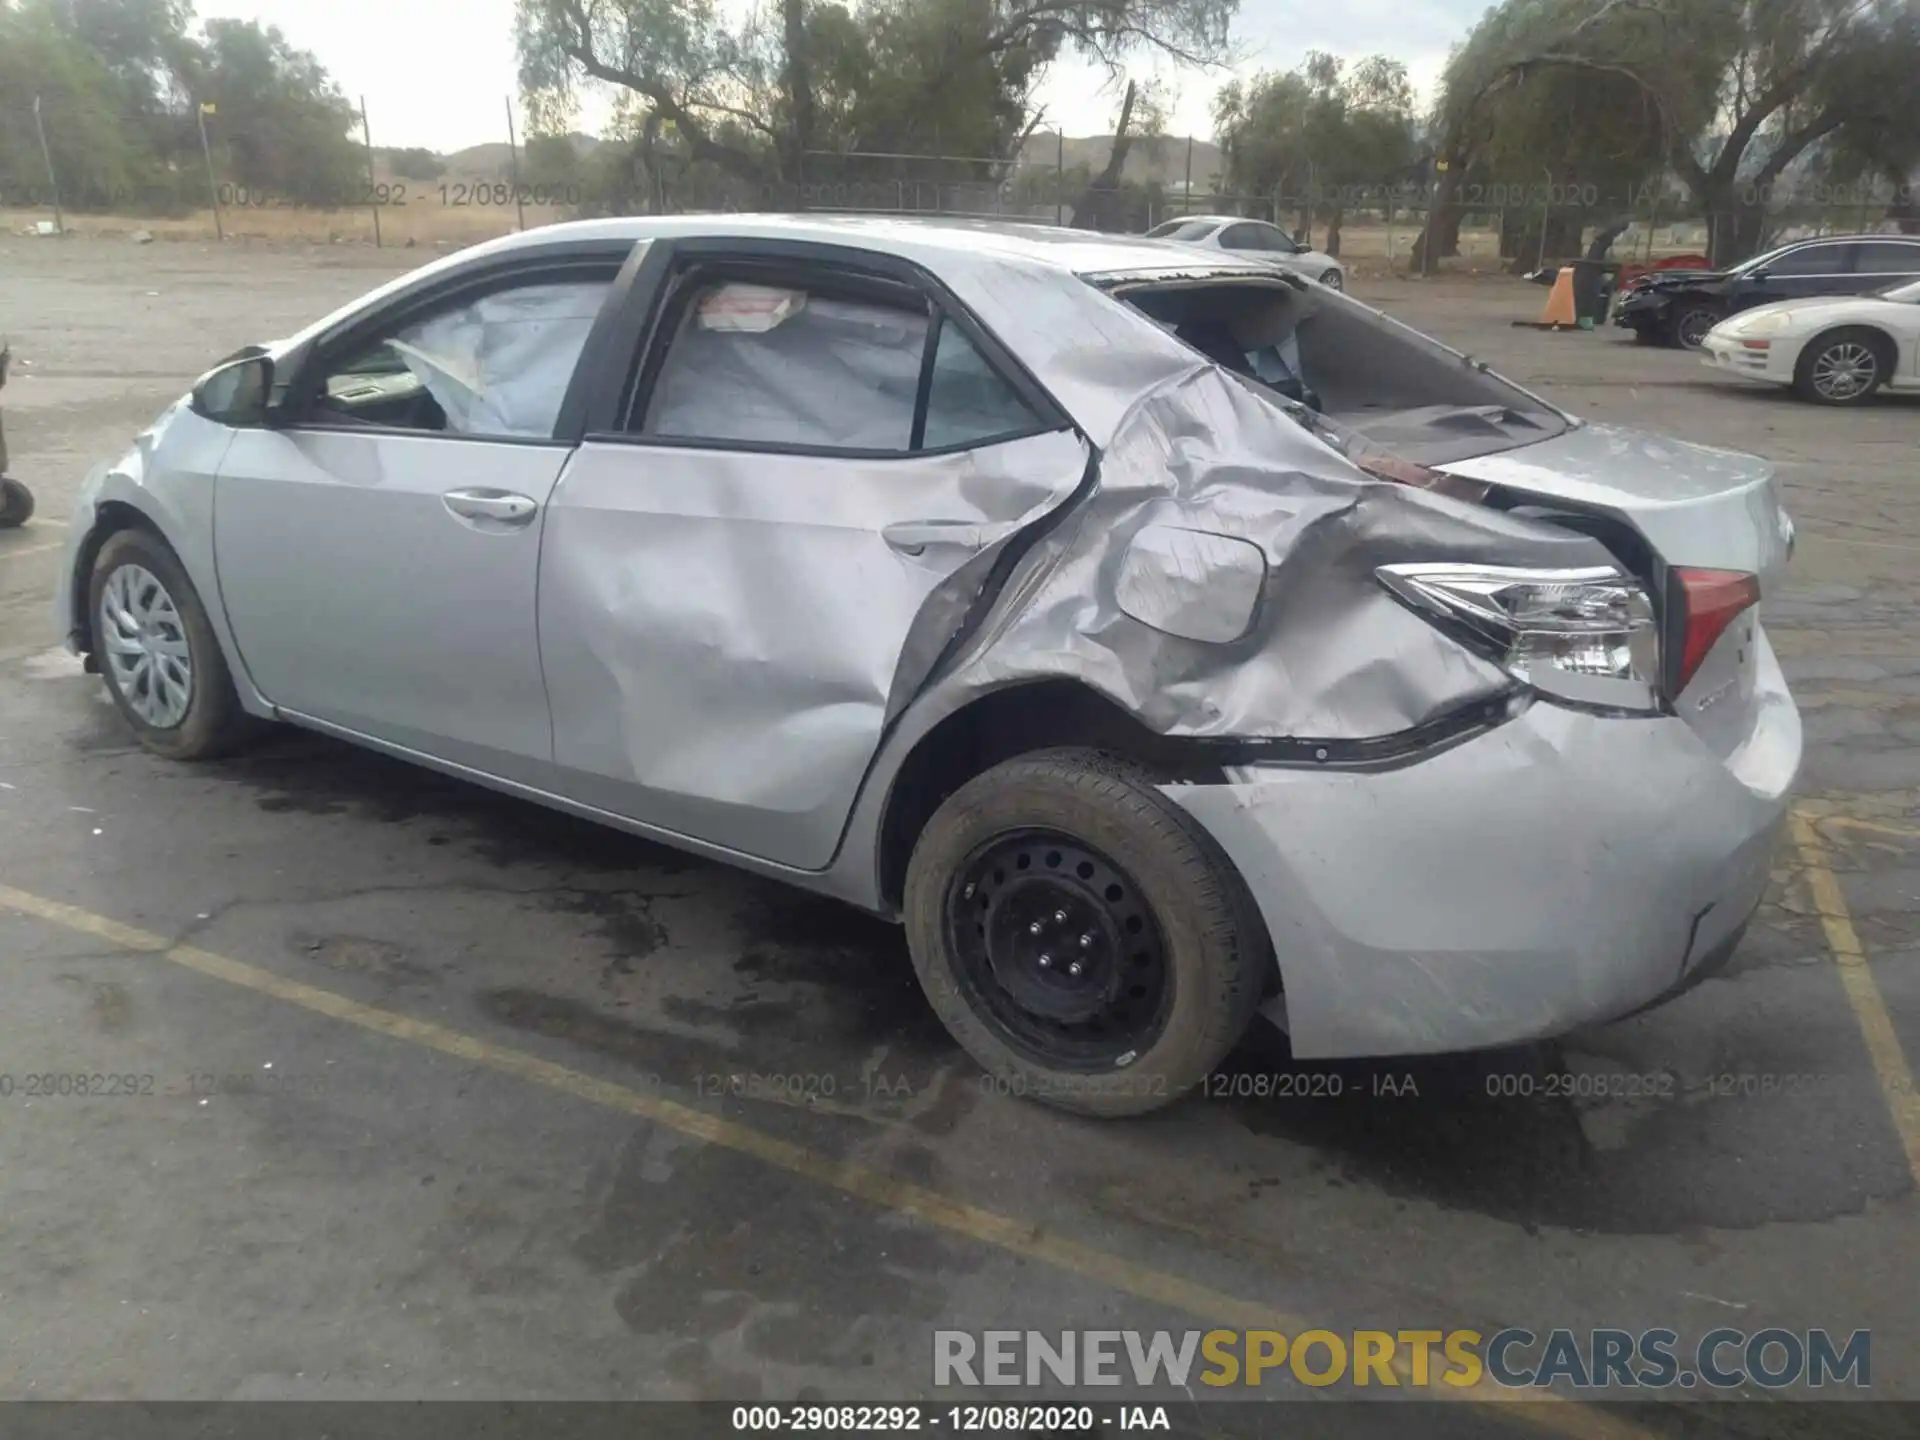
[194,0,1483,153]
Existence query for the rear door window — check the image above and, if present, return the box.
[1852,241,1920,277]
[921,319,1043,449]
[634,271,1048,454]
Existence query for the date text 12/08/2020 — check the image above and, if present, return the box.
[210,183,586,210]
[730,1405,1172,1432]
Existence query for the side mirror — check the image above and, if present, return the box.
[191,354,275,427]
[1746,265,1769,281]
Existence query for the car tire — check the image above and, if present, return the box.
[0,476,34,528]
[1318,268,1344,290]
[1670,304,1720,350]
[902,748,1269,1118]
[1792,327,1891,406]
[89,527,256,761]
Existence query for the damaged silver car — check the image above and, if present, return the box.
[54,216,1801,1115]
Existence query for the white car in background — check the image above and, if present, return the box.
[1144,215,1348,290]
[1701,277,1920,404]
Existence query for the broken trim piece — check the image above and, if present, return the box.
[1175,693,1522,773]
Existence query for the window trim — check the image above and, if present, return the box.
[280,255,626,446]
[590,239,1071,462]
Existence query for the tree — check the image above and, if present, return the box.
[191,19,362,201]
[0,0,195,209]
[385,146,446,182]
[0,0,365,214]
[1215,52,1416,252]
[1069,76,1172,230]
[1415,0,1703,270]
[514,0,1238,199]
[1434,0,1920,266]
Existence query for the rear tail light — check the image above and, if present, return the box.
[1376,563,1660,712]
[1673,568,1761,693]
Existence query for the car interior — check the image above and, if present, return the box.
[308,275,616,439]
[1116,278,1569,465]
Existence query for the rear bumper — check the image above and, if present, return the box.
[1164,634,1799,1059]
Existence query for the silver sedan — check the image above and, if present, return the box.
[1143,214,1347,289]
[54,215,1799,1115]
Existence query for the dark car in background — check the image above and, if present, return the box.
[1613,234,1920,349]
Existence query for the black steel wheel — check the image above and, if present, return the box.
[943,829,1173,1070]
[904,748,1269,1117]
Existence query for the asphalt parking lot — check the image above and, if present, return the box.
[1,235,1917,1431]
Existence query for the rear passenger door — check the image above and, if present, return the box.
[536,240,1090,869]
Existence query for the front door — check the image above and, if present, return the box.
[537,250,1088,868]
[214,267,616,780]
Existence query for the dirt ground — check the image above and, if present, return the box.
[1,231,1918,1431]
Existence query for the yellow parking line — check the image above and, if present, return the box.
[0,882,1649,1437]
[1787,813,1920,1185]
[1812,814,1920,842]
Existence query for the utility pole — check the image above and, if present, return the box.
[360,96,382,248]
[1183,134,1194,208]
[504,96,527,232]
[32,96,64,234]
[197,101,224,241]
[1055,129,1065,226]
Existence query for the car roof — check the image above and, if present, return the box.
[459,212,1270,281]
[1776,234,1920,247]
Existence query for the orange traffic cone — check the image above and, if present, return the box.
[1512,266,1579,330]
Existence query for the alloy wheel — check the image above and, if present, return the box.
[100,562,194,729]
[1810,341,1878,401]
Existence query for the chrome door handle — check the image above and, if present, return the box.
[882,520,991,556]
[443,488,538,527]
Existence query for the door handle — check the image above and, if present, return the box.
[443,488,538,527]
[881,520,993,557]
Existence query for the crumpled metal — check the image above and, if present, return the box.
[932,363,1618,740]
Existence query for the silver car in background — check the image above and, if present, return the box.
[55,216,1799,1115]
[1143,214,1347,289]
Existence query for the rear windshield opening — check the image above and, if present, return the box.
[1113,278,1570,466]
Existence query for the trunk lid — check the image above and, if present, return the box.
[1434,421,1790,582]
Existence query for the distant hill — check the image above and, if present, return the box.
[397,130,1216,188]
[1017,133,1224,190]
[441,133,601,178]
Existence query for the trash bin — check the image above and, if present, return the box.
[1570,260,1622,326]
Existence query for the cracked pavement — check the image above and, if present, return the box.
[0,238,1917,1426]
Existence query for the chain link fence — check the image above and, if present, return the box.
[4,98,1915,270]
